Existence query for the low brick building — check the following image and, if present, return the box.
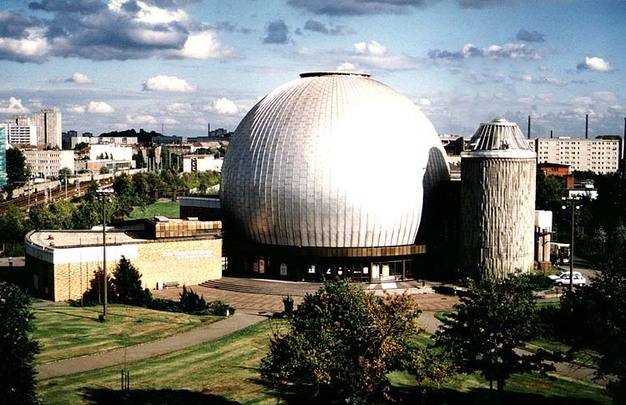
[25,218,222,302]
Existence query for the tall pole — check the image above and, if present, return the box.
[97,188,113,321]
[102,192,107,320]
[569,199,574,292]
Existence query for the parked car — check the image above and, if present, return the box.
[549,271,586,286]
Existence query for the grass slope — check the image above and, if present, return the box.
[128,200,180,219]
[37,318,611,404]
[33,304,218,364]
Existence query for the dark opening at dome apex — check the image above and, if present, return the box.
[299,71,371,78]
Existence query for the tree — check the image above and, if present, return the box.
[4,148,29,199]
[29,200,76,230]
[434,276,559,394]
[0,282,40,404]
[0,204,30,256]
[110,256,151,306]
[260,279,434,404]
[560,271,626,401]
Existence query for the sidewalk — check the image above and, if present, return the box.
[36,310,268,380]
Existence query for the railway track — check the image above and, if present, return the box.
[0,178,113,214]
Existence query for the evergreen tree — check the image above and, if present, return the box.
[0,282,40,404]
[110,256,151,306]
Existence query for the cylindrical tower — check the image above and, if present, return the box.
[460,117,536,279]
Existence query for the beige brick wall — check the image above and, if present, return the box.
[136,238,222,290]
[47,237,222,302]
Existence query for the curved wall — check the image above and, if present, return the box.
[221,72,449,248]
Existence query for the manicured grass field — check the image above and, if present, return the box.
[128,200,180,219]
[33,304,218,364]
[36,317,611,404]
[37,319,283,405]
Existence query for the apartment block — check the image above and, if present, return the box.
[534,137,622,174]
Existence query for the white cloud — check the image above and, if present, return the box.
[174,31,235,60]
[538,77,567,86]
[577,56,613,72]
[0,27,51,62]
[142,75,196,92]
[126,114,158,125]
[206,98,239,115]
[67,105,86,113]
[166,102,193,114]
[67,72,93,84]
[521,74,533,82]
[134,1,189,24]
[418,98,431,106]
[354,40,386,55]
[337,62,356,71]
[0,96,29,114]
[87,101,115,113]
[593,91,617,102]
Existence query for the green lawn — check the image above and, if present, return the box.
[33,304,218,364]
[36,317,611,404]
[128,200,180,219]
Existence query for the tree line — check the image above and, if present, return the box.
[0,169,221,257]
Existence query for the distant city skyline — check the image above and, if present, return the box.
[0,0,624,138]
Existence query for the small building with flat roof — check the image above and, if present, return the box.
[25,217,222,302]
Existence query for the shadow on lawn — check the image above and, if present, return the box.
[394,386,607,404]
[81,388,240,404]
[248,381,607,404]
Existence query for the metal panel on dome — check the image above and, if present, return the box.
[221,72,449,248]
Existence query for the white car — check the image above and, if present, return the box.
[549,271,586,286]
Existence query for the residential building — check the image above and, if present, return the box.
[0,125,7,187]
[183,154,223,172]
[2,122,38,146]
[534,137,622,174]
[32,109,62,148]
[70,134,138,149]
[21,148,75,178]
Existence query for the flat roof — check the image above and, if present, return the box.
[28,230,144,249]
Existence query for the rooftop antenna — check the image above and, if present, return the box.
[527,115,531,139]
[550,130,553,139]
[585,114,589,139]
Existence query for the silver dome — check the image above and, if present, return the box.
[221,72,449,248]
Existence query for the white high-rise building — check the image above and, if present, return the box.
[32,109,62,148]
[2,123,38,146]
[534,137,622,174]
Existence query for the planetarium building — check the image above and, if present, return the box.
[221,72,450,281]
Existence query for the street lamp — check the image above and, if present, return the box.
[96,188,114,321]
[562,195,581,292]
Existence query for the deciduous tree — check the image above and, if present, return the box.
[560,271,626,401]
[260,279,435,404]
[435,276,559,394]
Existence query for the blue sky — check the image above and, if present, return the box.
[0,0,624,139]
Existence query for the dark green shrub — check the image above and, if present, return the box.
[179,286,209,314]
[210,300,234,316]
[148,298,181,312]
[282,295,294,314]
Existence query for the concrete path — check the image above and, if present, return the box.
[36,311,268,381]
